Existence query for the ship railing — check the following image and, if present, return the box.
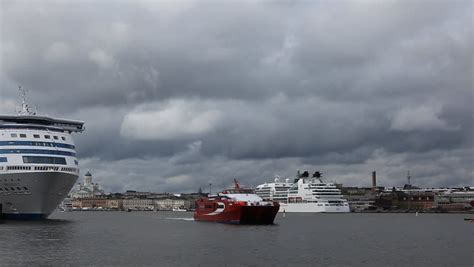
[245,201,276,206]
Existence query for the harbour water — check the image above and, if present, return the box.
[0,212,472,266]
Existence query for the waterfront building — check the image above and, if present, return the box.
[154,197,192,211]
[80,198,107,210]
[340,187,377,211]
[106,199,121,210]
[71,199,82,210]
[375,191,435,210]
[434,189,474,211]
[122,198,154,211]
[122,190,153,199]
[70,171,104,199]
[69,197,122,210]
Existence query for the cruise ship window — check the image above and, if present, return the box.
[61,137,66,141]
[53,136,58,140]
[44,135,51,139]
[19,134,27,138]
[33,134,40,138]
[11,133,17,138]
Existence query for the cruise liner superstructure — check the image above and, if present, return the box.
[255,171,350,213]
[0,88,84,219]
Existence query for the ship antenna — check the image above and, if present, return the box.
[17,86,35,115]
[234,179,241,190]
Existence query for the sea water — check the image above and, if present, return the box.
[0,212,472,266]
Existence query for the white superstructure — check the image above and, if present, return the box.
[256,171,350,213]
[0,87,84,219]
[254,176,292,203]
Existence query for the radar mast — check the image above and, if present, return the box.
[17,86,36,115]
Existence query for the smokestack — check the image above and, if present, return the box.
[372,171,377,193]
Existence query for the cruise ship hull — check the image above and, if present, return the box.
[0,172,78,219]
[280,203,350,213]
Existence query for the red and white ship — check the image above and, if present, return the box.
[194,180,280,224]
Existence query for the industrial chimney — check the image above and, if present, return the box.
[371,171,377,193]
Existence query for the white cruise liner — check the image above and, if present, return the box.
[254,176,293,203]
[0,88,84,219]
[255,171,350,213]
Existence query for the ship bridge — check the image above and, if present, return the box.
[0,115,84,133]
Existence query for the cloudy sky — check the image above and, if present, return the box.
[0,0,472,192]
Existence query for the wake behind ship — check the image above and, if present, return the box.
[194,180,280,224]
[0,88,84,219]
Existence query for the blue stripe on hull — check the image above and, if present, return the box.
[0,149,76,156]
[1,213,49,220]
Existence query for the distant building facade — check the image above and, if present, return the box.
[434,190,474,211]
[70,171,104,199]
[122,198,154,211]
[154,198,192,210]
[375,190,435,210]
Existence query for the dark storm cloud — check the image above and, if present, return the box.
[1,0,472,192]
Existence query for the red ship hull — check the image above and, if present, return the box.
[194,198,279,225]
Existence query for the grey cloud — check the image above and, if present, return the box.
[1,0,472,191]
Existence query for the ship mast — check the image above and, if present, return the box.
[17,86,36,115]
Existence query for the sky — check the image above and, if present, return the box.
[0,0,472,193]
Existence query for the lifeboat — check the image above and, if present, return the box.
[194,179,280,224]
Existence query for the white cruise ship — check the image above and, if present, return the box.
[254,176,293,203]
[0,88,84,219]
[256,171,350,213]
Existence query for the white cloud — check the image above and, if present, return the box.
[164,174,192,187]
[120,99,221,140]
[88,48,115,69]
[261,34,298,70]
[390,104,453,131]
